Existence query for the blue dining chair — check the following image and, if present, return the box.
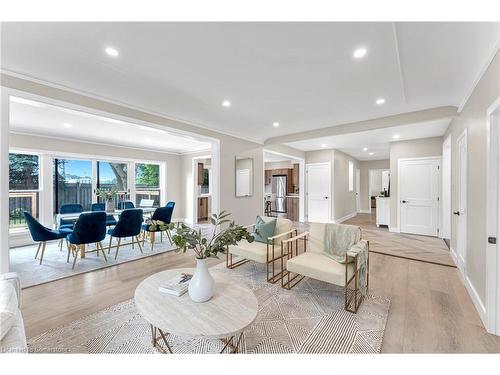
[67,211,107,269]
[59,203,83,230]
[91,203,118,227]
[141,204,175,250]
[117,201,135,210]
[107,208,144,259]
[24,211,73,265]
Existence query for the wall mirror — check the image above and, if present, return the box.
[235,156,253,197]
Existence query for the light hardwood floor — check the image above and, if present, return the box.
[20,215,500,353]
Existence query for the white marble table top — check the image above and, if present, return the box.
[55,207,156,227]
[134,268,258,339]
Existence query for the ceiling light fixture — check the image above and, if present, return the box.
[375,98,386,105]
[105,47,119,57]
[392,134,400,139]
[353,47,367,59]
[321,144,327,148]
[63,122,72,128]
[369,152,374,156]
[222,100,231,107]
[363,147,368,152]
[273,122,280,128]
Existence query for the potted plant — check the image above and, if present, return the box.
[96,188,117,213]
[148,211,254,302]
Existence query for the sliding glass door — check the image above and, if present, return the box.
[53,158,93,214]
[97,161,129,204]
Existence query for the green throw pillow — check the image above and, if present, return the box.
[252,216,276,244]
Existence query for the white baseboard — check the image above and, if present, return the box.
[450,246,488,331]
[389,226,399,233]
[465,275,488,328]
[358,210,371,214]
[335,212,357,224]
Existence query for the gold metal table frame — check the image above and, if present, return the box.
[150,325,244,354]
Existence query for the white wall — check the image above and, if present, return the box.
[389,137,443,229]
[445,49,500,310]
[333,150,359,221]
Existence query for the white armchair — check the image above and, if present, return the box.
[226,216,297,283]
[280,222,369,313]
[0,273,28,353]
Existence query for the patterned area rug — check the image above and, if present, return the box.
[28,261,390,354]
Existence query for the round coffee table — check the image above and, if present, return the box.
[134,268,258,354]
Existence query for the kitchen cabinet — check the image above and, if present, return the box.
[375,197,390,227]
[264,170,273,185]
[197,163,204,185]
[286,196,299,221]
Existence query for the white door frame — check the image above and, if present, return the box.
[191,155,212,225]
[306,162,332,222]
[486,96,500,336]
[454,131,468,272]
[368,169,388,213]
[355,168,361,212]
[263,149,306,222]
[397,156,441,234]
[441,134,452,240]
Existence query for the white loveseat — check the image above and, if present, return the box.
[0,273,28,353]
[280,222,369,313]
[226,216,296,283]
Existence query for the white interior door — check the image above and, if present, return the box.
[399,158,440,236]
[306,163,331,222]
[456,131,468,272]
[356,168,361,212]
[442,136,452,239]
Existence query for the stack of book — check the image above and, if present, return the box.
[158,273,192,297]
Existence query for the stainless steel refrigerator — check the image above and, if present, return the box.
[272,175,287,213]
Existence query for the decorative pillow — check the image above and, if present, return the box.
[252,216,277,244]
[0,282,17,341]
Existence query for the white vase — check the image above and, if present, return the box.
[188,258,215,303]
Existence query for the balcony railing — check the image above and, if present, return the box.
[9,191,39,230]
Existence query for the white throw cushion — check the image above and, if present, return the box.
[287,252,354,287]
[262,216,293,236]
[228,239,286,263]
[0,282,18,341]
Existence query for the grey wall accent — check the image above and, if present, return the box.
[389,137,443,229]
[2,74,264,227]
[444,50,500,305]
[359,159,390,212]
[333,150,359,221]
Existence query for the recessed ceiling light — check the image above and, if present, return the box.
[273,122,280,128]
[369,152,374,156]
[321,144,327,148]
[376,98,386,105]
[392,134,400,139]
[222,100,231,107]
[63,122,72,128]
[105,47,119,57]
[144,137,152,143]
[363,147,368,152]
[353,47,367,59]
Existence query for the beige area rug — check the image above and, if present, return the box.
[28,261,390,354]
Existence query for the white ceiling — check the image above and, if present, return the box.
[9,97,212,154]
[286,118,451,160]
[1,22,498,143]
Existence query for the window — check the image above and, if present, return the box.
[97,161,129,204]
[53,158,93,214]
[135,163,161,207]
[348,161,354,192]
[9,152,40,231]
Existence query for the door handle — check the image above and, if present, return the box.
[453,211,460,216]
[401,200,408,204]
[324,196,329,199]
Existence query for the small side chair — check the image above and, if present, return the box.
[67,212,107,269]
[91,203,118,227]
[117,201,135,210]
[141,203,175,251]
[24,211,73,265]
[107,208,144,259]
